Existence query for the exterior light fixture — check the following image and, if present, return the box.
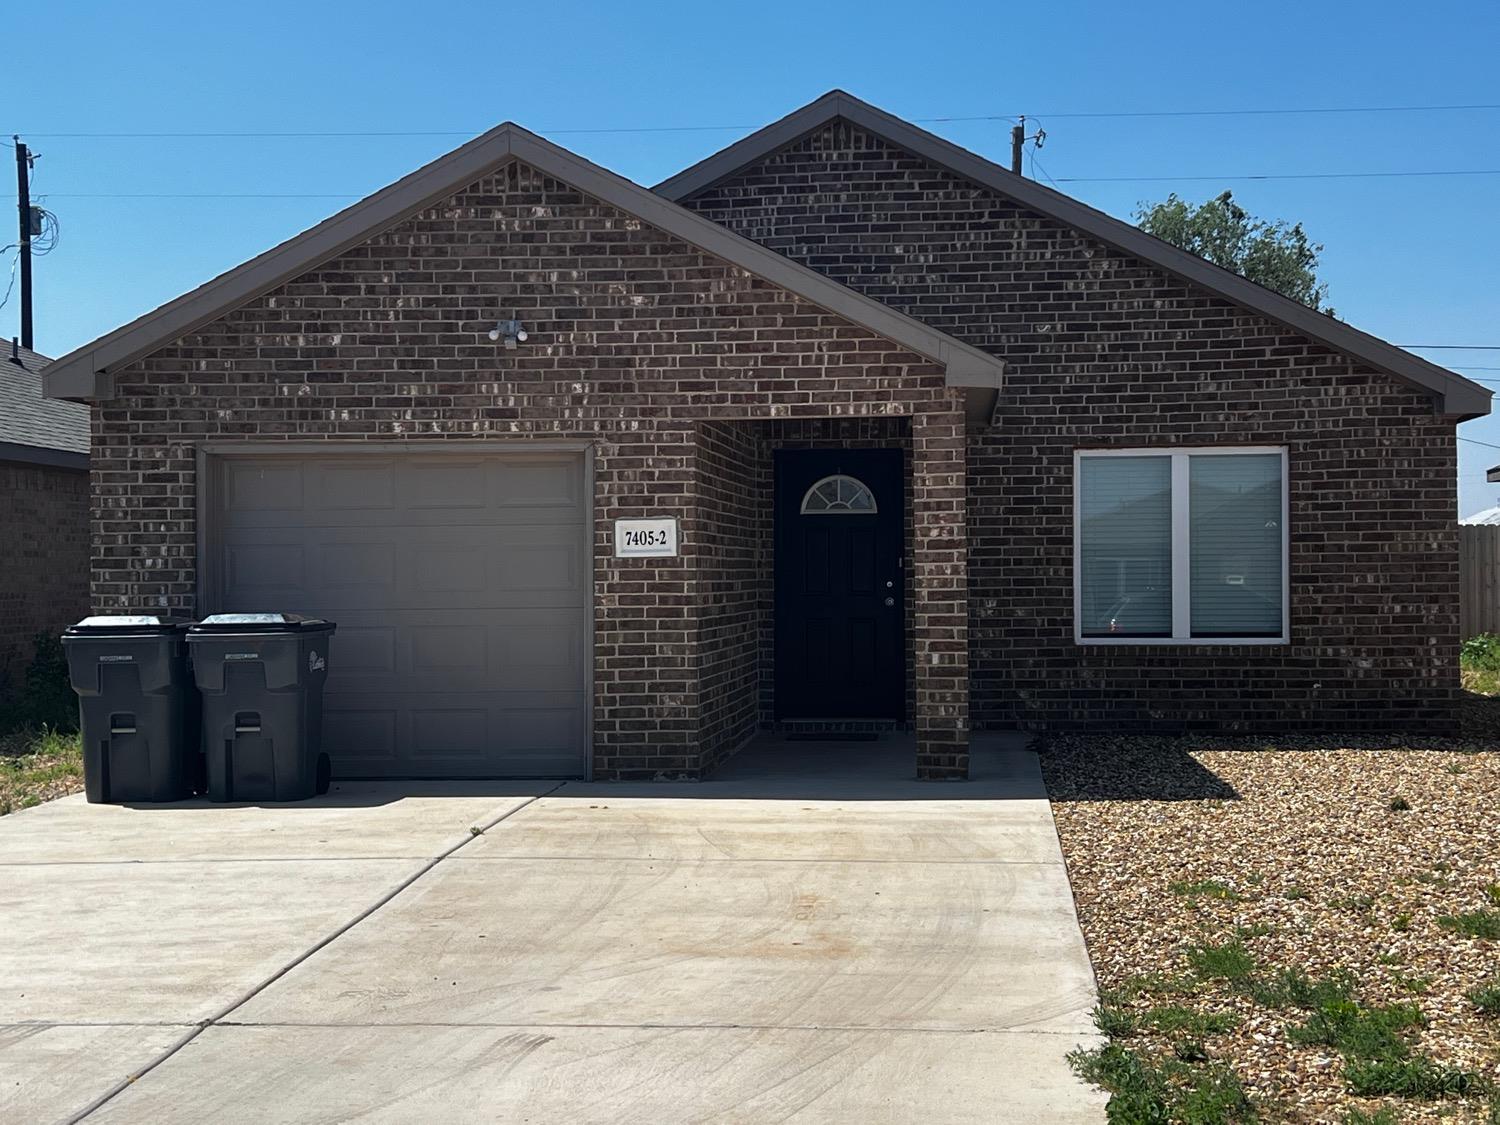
[487,319,528,349]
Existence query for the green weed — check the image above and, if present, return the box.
[1170,879,1242,902]
[1344,1055,1484,1098]
[1141,1006,1239,1036]
[1469,977,1500,1016]
[1287,1000,1424,1062]
[1186,940,1256,983]
[1437,911,1500,940]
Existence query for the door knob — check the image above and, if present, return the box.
[884,597,895,607]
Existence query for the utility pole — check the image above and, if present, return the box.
[1010,117,1025,176]
[14,136,33,349]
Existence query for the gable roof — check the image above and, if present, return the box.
[42,122,1004,422]
[657,90,1489,422]
[1,342,89,468]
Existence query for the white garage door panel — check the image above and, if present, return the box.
[213,451,589,779]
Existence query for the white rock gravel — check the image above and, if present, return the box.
[1041,723,1499,1123]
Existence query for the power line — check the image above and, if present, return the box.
[1055,169,1500,184]
[1400,345,1500,351]
[38,166,1500,202]
[1009,102,1500,120]
[46,192,360,199]
[1459,436,1500,452]
[9,101,1500,139]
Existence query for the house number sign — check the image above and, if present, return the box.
[615,517,679,558]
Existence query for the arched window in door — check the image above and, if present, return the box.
[800,474,877,514]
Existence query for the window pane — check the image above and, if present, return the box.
[1079,457,1172,636]
[1190,454,1283,637]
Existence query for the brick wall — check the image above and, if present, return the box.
[94,159,968,778]
[682,120,1458,734]
[0,460,90,701]
[695,420,761,770]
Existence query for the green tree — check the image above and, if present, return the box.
[1136,191,1331,312]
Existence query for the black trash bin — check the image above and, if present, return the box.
[62,616,201,803]
[187,614,336,803]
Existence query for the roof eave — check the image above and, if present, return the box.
[0,440,88,470]
[43,124,523,403]
[657,90,1489,422]
[44,116,1004,404]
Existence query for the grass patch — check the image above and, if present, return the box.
[1343,1109,1398,1125]
[1287,1000,1425,1061]
[1141,1005,1240,1036]
[1114,972,1195,1000]
[1437,910,1500,940]
[0,727,84,816]
[1284,885,1310,901]
[1344,1055,1485,1098]
[1245,966,1355,1010]
[1469,977,1500,1016]
[1267,970,1490,1101]
[1068,1042,1256,1124]
[1186,939,1257,983]
[1170,879,1242,902]
[1092,1002,1139,1039]
[1390,973,1431,996]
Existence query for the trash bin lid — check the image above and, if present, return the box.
[189,613,334,634]
[65,615,191,636]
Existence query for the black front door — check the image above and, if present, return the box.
[773,448,904,721]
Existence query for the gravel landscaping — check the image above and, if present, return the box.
[1042,709,1500,1123]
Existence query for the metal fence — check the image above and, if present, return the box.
[1460,524,1500,639]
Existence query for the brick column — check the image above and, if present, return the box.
[911,403,969,779]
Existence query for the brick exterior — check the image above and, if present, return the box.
[0,460,90,701]
[92,160,969,779]
[681,120,1459,735]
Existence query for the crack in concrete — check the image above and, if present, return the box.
[61,786,563,1124]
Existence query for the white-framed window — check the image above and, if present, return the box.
[1074,447,1289,645]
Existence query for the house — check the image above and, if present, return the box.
[1,341,90,704]
[41,91,1488,780]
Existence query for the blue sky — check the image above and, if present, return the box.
[8,0,1499,512]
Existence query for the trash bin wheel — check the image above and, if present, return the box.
[315,753,331,796]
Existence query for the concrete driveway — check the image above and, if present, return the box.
[1,735,1104,1123]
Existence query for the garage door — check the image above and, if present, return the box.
[210,450,589,778]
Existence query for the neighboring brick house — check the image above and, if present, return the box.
[42,92,1488,780]
[1,342,90,706]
